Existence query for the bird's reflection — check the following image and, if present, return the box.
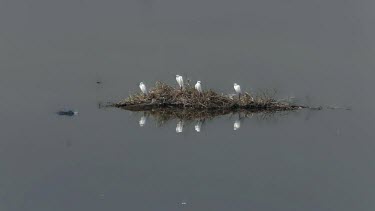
[139,112,149,127]
[233,119,241,131]
[176,120,184,133]
[130,108,289,133]
[139,116,147,127]
[195,120,203,132]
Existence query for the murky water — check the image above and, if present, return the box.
[1,0,375,210]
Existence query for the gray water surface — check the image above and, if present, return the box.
[1,0,375,210]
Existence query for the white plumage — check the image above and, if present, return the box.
[234,83,242,99]
[234,83,241,94]
[139,82,147,94]
[176,75,184,89]
[195,81,202,93]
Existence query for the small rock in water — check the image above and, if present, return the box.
[57,110,78,116]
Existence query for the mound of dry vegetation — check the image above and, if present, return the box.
[113,81,304,112]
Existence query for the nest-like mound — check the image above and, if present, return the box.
[113,81,304,112]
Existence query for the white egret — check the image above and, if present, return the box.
[195,81,202,93]
[176,75,184,90]
[139,115,147,127]
[176,120,184,133]
[234,119,241,131]
[139,82,147,94]
[234,83,241,99]
[195,120,202,132]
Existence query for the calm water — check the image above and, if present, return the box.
[1,0,375,210]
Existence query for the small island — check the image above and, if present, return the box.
[112,81,308,114]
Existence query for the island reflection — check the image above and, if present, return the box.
[128,108,292,133]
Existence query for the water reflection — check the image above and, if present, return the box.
[130,108,290,133]
[233,119,241,131]
[195,120,203,132]
[139,115,147,127]
[176,120,184,133]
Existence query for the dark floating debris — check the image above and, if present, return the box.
[57,110,78,116]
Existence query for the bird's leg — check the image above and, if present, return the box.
[239,93,241,101]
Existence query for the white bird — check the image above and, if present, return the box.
[195,121,202,132]
[139,82,147,94]
[234,119,241,131]
[176,120,184,133]
[139,115,147,127]
[234,83,241,99]
[195,81,202,93]
[176,75,184,90]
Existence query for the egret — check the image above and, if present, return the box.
[234,83,241,99]
[176,120,184,133]
[176,75,184,90]
[139,115,147,127]
[195,81,202,93]
[139,82,147,94]
[234,119,241,131]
